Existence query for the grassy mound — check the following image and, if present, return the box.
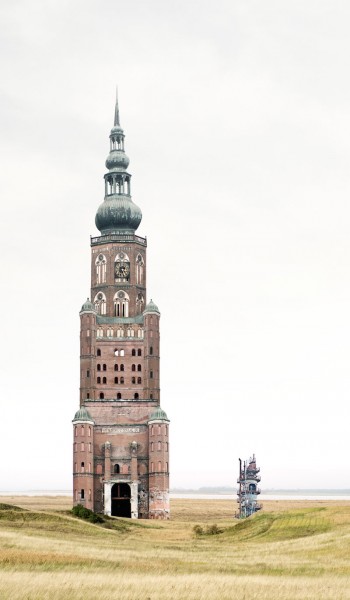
[0,503,132,536]
[225,507,331,542]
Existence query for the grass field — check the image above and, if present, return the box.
[0,496,349,599]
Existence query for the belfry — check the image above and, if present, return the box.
[72,94,170,519]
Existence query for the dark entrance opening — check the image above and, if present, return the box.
[111,483,131,518]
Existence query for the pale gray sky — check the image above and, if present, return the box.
[1,0,350,490]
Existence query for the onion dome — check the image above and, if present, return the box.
[80,298,96,313]
[105,149,130,171]
[95,196,142,235]
[95,90,142,235]
[72,406,95,424]
[148,406,169,422]
[143,299,160,315]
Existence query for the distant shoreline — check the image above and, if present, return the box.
[1,488,350,500]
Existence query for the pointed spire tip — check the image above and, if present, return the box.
[114,86,120,127]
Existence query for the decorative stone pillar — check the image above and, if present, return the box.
[130,440,139,519]
[130,481,138,519]
[104,441,111,480]
[104,482,112,516]
[130,440,138,480]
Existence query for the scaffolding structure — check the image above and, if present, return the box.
[236,454,262,518]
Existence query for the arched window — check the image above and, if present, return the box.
[95,254,107,284]
[158,441,161,451]
[114,364,118,371]
[97,328,103,338]
[138,349,142,356]
[132,364,136,372]
[151,462,154,472]
[136,254,144,285]
[137,377,141,384]
[120,377,124,384]
[94,291,107,315]
[114,464,120,474]
[114,376,118,384]
[99,392,104,399]
[134,393,139,399]
[97,364,101,371]
[150,346,153,355]
[81,426,84,435]
[113,290,130,317]
[150,393,153,400]
[80,489,85,500]
[117,392,121,399]
[151,442,154,451]
[132,377,136,384]
[158,461,162,472]
[107,327,113,337]
[97,349,101,356]
[103,364,107,371]
[137,364,142,372]
[97,376,101,384]
[137,328,143,338]
[120,364,124,372]
[75,427,78,437]
[136,292,144,315]
[81,442,84,451]
[132,349,136,356]
[81,462,85,472]
[102,377,107,384]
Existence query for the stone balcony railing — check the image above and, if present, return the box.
[91,233,147,246]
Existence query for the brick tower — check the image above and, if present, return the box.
[72,94,170,519]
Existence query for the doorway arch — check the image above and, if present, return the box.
[111,482,131,518]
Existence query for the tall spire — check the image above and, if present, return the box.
[114,86,120,127]
[95,92,142,235]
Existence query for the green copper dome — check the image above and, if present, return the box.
[105,149,130,171]
[149,407,169,422]
[95,195,142,234]
[80,298,96,313]
[144,299,160,315]
[73,406,95,423]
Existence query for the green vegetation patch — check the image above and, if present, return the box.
[69,505,146,532]
[72,504,104,523]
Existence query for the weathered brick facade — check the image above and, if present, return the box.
[72,96,170,519]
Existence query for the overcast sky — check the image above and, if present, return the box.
[1,0,350,491]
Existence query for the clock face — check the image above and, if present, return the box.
[115,262,130,279]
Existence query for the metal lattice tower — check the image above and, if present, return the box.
[236,454,262,518]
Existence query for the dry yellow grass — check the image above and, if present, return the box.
[0,496,349,599]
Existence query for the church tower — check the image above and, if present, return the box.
[72,94,170,519]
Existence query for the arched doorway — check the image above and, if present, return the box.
[111,483,131,517]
